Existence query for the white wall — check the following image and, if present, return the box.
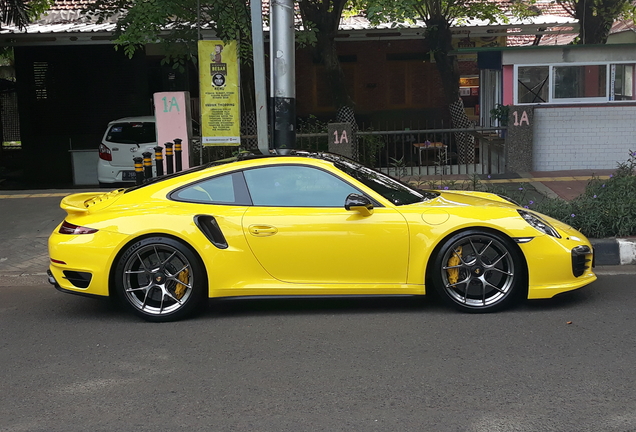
[533,105,636,170]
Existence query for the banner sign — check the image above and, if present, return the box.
[198,40,241,146]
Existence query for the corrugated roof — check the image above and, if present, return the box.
[49,0,94,10]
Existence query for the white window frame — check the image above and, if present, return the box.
[514,61,636,105]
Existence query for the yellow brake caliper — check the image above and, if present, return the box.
[174,268,190,299]
[446,246,462,285]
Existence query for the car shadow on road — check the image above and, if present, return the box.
[521,286,592,311]
[205,295,446,318]
[48,287,595,322]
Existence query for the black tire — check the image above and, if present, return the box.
[431,229,525,313]
[114,237,207,322]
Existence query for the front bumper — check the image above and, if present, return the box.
[521,235,596,299]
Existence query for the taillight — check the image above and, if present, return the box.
[99,143,112,161]
[59,221,98,235]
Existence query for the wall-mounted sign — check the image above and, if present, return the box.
[153,91,192,169]
[452,35,507,62]
[198,40,241,146]
[328,123,354,158]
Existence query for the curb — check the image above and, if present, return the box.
[591,238,636,266]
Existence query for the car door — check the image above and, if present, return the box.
[241,164,409,285]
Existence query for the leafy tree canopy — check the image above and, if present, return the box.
[85,0,253,68]
[555,0,636,44]
[1,0,54,29]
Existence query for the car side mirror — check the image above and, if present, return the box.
[344,193,374,216]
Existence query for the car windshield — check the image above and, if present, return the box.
[107,122,156,145]
[332,158,437,206]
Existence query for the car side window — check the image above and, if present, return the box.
[171,172,251,205]
[243,165,360,207]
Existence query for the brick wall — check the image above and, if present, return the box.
[533,105,636,170]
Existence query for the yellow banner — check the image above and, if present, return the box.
[198,40,241,146]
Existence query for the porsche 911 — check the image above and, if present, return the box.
[48,151,596,321]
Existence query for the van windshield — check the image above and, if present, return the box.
[106,122,156,144]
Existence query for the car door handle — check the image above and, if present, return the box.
[248,225,278,236]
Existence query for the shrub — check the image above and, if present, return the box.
[517,151,636,238]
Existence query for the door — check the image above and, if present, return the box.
[241,164,409,284]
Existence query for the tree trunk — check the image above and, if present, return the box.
[576,6,614,44]
[298,0,359,158]
[298,0,356,108]
[314,30,355,109]
[425,15,475,164]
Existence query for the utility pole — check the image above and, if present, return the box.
[250,0,269,154]
[269,0,296,154]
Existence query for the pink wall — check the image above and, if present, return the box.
[503,65,514,106]
[153,92,192,170]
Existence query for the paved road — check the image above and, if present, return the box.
[1,273,636,432]
[0,191,80,277]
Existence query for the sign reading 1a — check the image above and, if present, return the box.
[328,123,354,158]
[161,96,181,113]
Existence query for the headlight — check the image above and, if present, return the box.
[518,210,561,238]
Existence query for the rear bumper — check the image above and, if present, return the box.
[47,270,104,299]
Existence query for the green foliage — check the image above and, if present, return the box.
[489,104,509,127]
[555,0,636,44]
[497,151,636,238]
[406,151,636,238]
[364,0,535,28]
[1,0,53,29]
[390,156,408,178]
[358,134,385,168]
[297,115,329,134]
[85,0,253,65]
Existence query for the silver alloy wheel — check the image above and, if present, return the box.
[121,243,194,316]
[440,234,515,308]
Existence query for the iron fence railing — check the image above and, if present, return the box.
[194,126,507,176]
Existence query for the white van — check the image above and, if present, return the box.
[97,116,157,185]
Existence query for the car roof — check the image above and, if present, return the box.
[233,150,353,164]
[108,116,155,124]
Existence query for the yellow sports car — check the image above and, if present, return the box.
[48,152,596,321]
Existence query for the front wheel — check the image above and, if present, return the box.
[114,237,207,322]
[431,230,525,313]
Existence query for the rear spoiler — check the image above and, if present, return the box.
[60,189,124,215]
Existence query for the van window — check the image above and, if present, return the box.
[106,122,156,144]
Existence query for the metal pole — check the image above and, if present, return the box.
[270,0,296,154]
[250,0,270,155]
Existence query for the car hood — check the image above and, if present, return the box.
[422,190,518,208]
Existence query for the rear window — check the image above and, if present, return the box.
[106,122,156,144]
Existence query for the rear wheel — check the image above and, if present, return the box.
[432,230,525,313]
[114,237,207,322]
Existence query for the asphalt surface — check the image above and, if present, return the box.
[0,191,70,279]
[1,274,636,431]
[2,188,636,431]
